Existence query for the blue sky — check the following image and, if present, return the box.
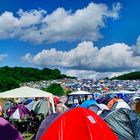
[0,0,140,78]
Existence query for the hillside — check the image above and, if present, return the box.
[112,71,140,80]
[0,66,71,92]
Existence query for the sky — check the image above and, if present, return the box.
[0,0,140,79]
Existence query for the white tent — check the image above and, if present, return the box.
[112,100,131,110]
[0,87,53,98]
[69,90,92,95]
[11,109,20,120]
[0,86,55,113]
[103,90,136,95]
[112,90,136,94]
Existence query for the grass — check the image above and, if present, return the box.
[22,132,35,140]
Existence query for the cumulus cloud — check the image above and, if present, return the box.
[22,36,140,72]
[0,2,121,43]
[132,35,140,56]
[63,69,128,79]
[0,54,8,62]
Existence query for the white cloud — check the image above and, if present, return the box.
[132,35,140,56]
[0,2,121,43]
[62,69,129,79]
[62,69,98,79]
[0,54,8,62]
[22,35,140,73]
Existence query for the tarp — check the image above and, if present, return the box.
[40,107,118,140]
[104,108,140,140]
[0,117,23,140]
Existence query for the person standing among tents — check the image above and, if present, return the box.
[56,96,68,113]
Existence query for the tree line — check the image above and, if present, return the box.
[0,66,73,92]
[112,71,140,80]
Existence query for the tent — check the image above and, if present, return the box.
[69,90,92,95]
[40,107,118,140]
[111,100,131,110]
[10,104,30,119]
[80,100,101,114]
[35,113,60,140]
[0,117,23,140]
[0,87,53,98]
[26,101,35,111]
[80,100,98,108]
[104,108,140,140]
[107,98,121,109]
[0,87,55,113]
[32,99,50,116]
[81,101,109,115]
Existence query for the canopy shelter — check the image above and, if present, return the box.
[69,90,92,95]
[67,91,94,106]
[0,87,55,113]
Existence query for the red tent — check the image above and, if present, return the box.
[40,107,118,140]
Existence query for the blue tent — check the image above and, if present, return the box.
[80,100,97,108]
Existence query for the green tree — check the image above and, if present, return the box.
[43,83,64,96]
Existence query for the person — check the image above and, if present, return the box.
[56,96,68,113]
[70,99,79,108]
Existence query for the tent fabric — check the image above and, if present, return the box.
[0,87,56,113]
[80,100,97,108]
[107,98,122,109]
[69,90,92,95]
[98,104,109,111]
[26,101,35,111]
[0,86,53,98]
[32,99,50,116]
[40,107,118,140]
[11,104,30,119]
[111,101,131,110]
[0,117,23,140]
[104,108,140,140]
[35,113,60,140]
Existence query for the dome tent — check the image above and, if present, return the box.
[104,108,140,140]
[40,107,118,140]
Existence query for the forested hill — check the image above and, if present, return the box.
[112,71,140,80]
[0,66,71,92]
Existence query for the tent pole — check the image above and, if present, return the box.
[50,97,56,113]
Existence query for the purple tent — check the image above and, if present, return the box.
[7,104,30,119]
[0,117,23,140]
[11,104,30,119]
[35,113,60,140]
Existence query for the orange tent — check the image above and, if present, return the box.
[107,98,122,109]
